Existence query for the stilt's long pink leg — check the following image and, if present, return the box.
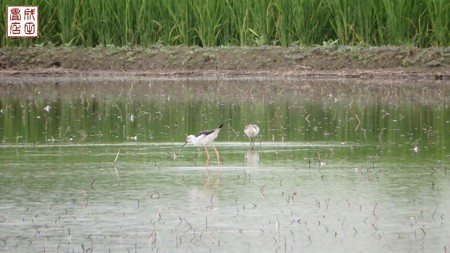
[204,146,210,175]
[204,146,210,162]
[211,143,220,173]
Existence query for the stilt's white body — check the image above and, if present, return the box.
[186,126,222,146]
[182,124,223,171]
[244,124,260,145]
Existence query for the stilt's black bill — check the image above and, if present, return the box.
[180,142,188,148]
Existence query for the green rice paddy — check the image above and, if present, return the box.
[1,0,449,47]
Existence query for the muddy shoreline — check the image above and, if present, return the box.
[1,46,450,82]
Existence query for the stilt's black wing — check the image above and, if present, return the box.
[195,129,214,137]
[195,124,223,137]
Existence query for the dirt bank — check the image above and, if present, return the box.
[1,46,450,82]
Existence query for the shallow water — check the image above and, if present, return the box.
[1,79,449,252]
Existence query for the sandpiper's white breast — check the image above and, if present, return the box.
[244,124,260,138]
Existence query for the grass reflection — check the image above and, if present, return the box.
[1,80,449,160]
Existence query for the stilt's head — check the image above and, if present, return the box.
[186,135,196,143]
[181,135,196,148]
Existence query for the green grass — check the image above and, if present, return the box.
[1,0,449,47]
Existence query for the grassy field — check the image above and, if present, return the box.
[1,0,449,47]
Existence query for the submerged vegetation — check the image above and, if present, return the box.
[1,0,449,47]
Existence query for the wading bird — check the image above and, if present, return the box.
[181,124,223,170]
[244,124,260,146]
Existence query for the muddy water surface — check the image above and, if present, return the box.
[0,79,449,252]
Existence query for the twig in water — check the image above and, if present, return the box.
[153,208,161,224]
[114,166,120,177]
[432,207,437,220]
[113,148,121,165]
[260,185,266,196]
[305,114,311,124]
[353,227,358,237]
[183,218,193,231]
[67,228,71,244]
[291,192,297,203]
[420,226,427,237]
[354,113,361,131]
[275,216,280,241]
[113,148,121,176]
